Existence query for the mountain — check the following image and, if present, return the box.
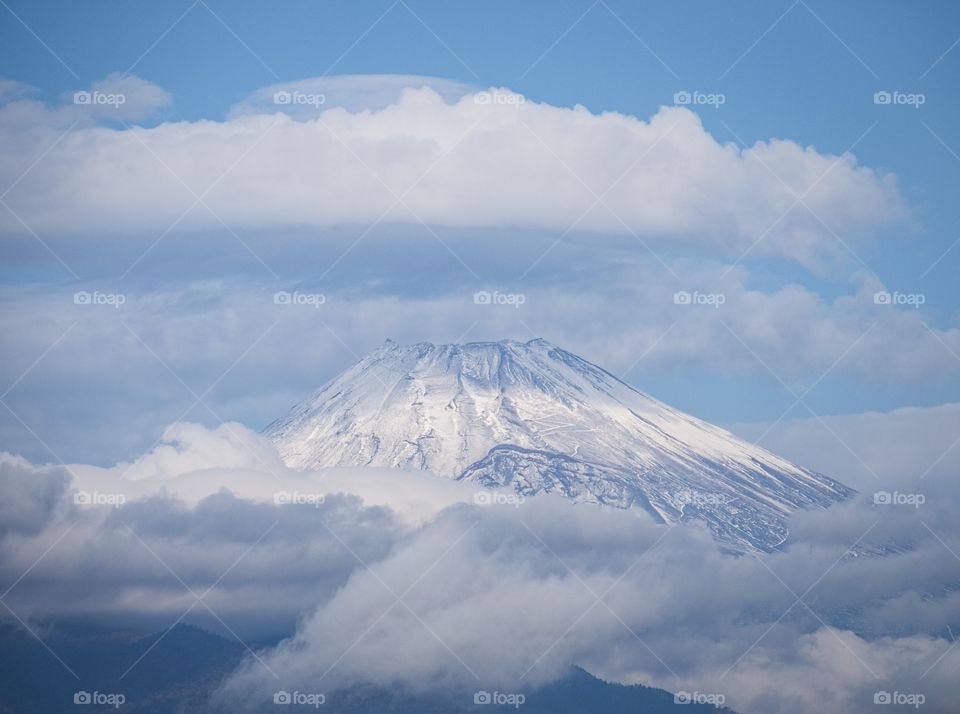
[0,622,246,714]
[320,666,739,713]
[265,338,854,551]
[0,621,737,713]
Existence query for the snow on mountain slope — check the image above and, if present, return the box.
[264,338,854,550]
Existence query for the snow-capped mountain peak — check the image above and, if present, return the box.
[265,338,854,550]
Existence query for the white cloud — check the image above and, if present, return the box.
[0,452,69,536]
[66,421,477,524]
[0,76,905,267]
[0,74,170,131]
[109,421,286,481]
[2,265,957,464]
[0,77,37,103]
[215,494,960,713]
[1,422,959,713]
[71,72,173,121]
[732,402,960,492]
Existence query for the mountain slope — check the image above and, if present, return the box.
[0,622,737,713]
[265,339,854,550]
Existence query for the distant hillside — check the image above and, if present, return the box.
[0,620,737,713]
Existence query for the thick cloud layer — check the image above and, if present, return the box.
[219,498,960,714]
[0,421,957,714]
[2,260,957,464]
[0,75,904,267]
[733,402,960,492]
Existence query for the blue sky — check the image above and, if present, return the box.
[1,0,959,464]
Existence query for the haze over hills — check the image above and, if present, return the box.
[266,338,855,550]
[0,623,737,713]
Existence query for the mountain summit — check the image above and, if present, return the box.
[265,338,854,550]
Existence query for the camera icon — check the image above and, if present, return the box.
[273,491,291,505]
[474,92,492,105]
[874,690,892,704]
[74,691,92,704]
[674,690,692,704]
[473,491,492,506]
[673,290,691,305]
[873,291,892,305]
[673,91,692,105]
[274,690,292,704]
[473,291,492,305]
[873,491,892,505]
[73,91,91,105]
[273,291,292,305]
[74,491,92,505]
[474,691,492,704]
[273,91,292,105]
[873,91,892,105]
[74,291,92,305]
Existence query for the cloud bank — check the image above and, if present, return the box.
[0,74,905,267]
[3,258,958,464]
[0,421,957,714]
